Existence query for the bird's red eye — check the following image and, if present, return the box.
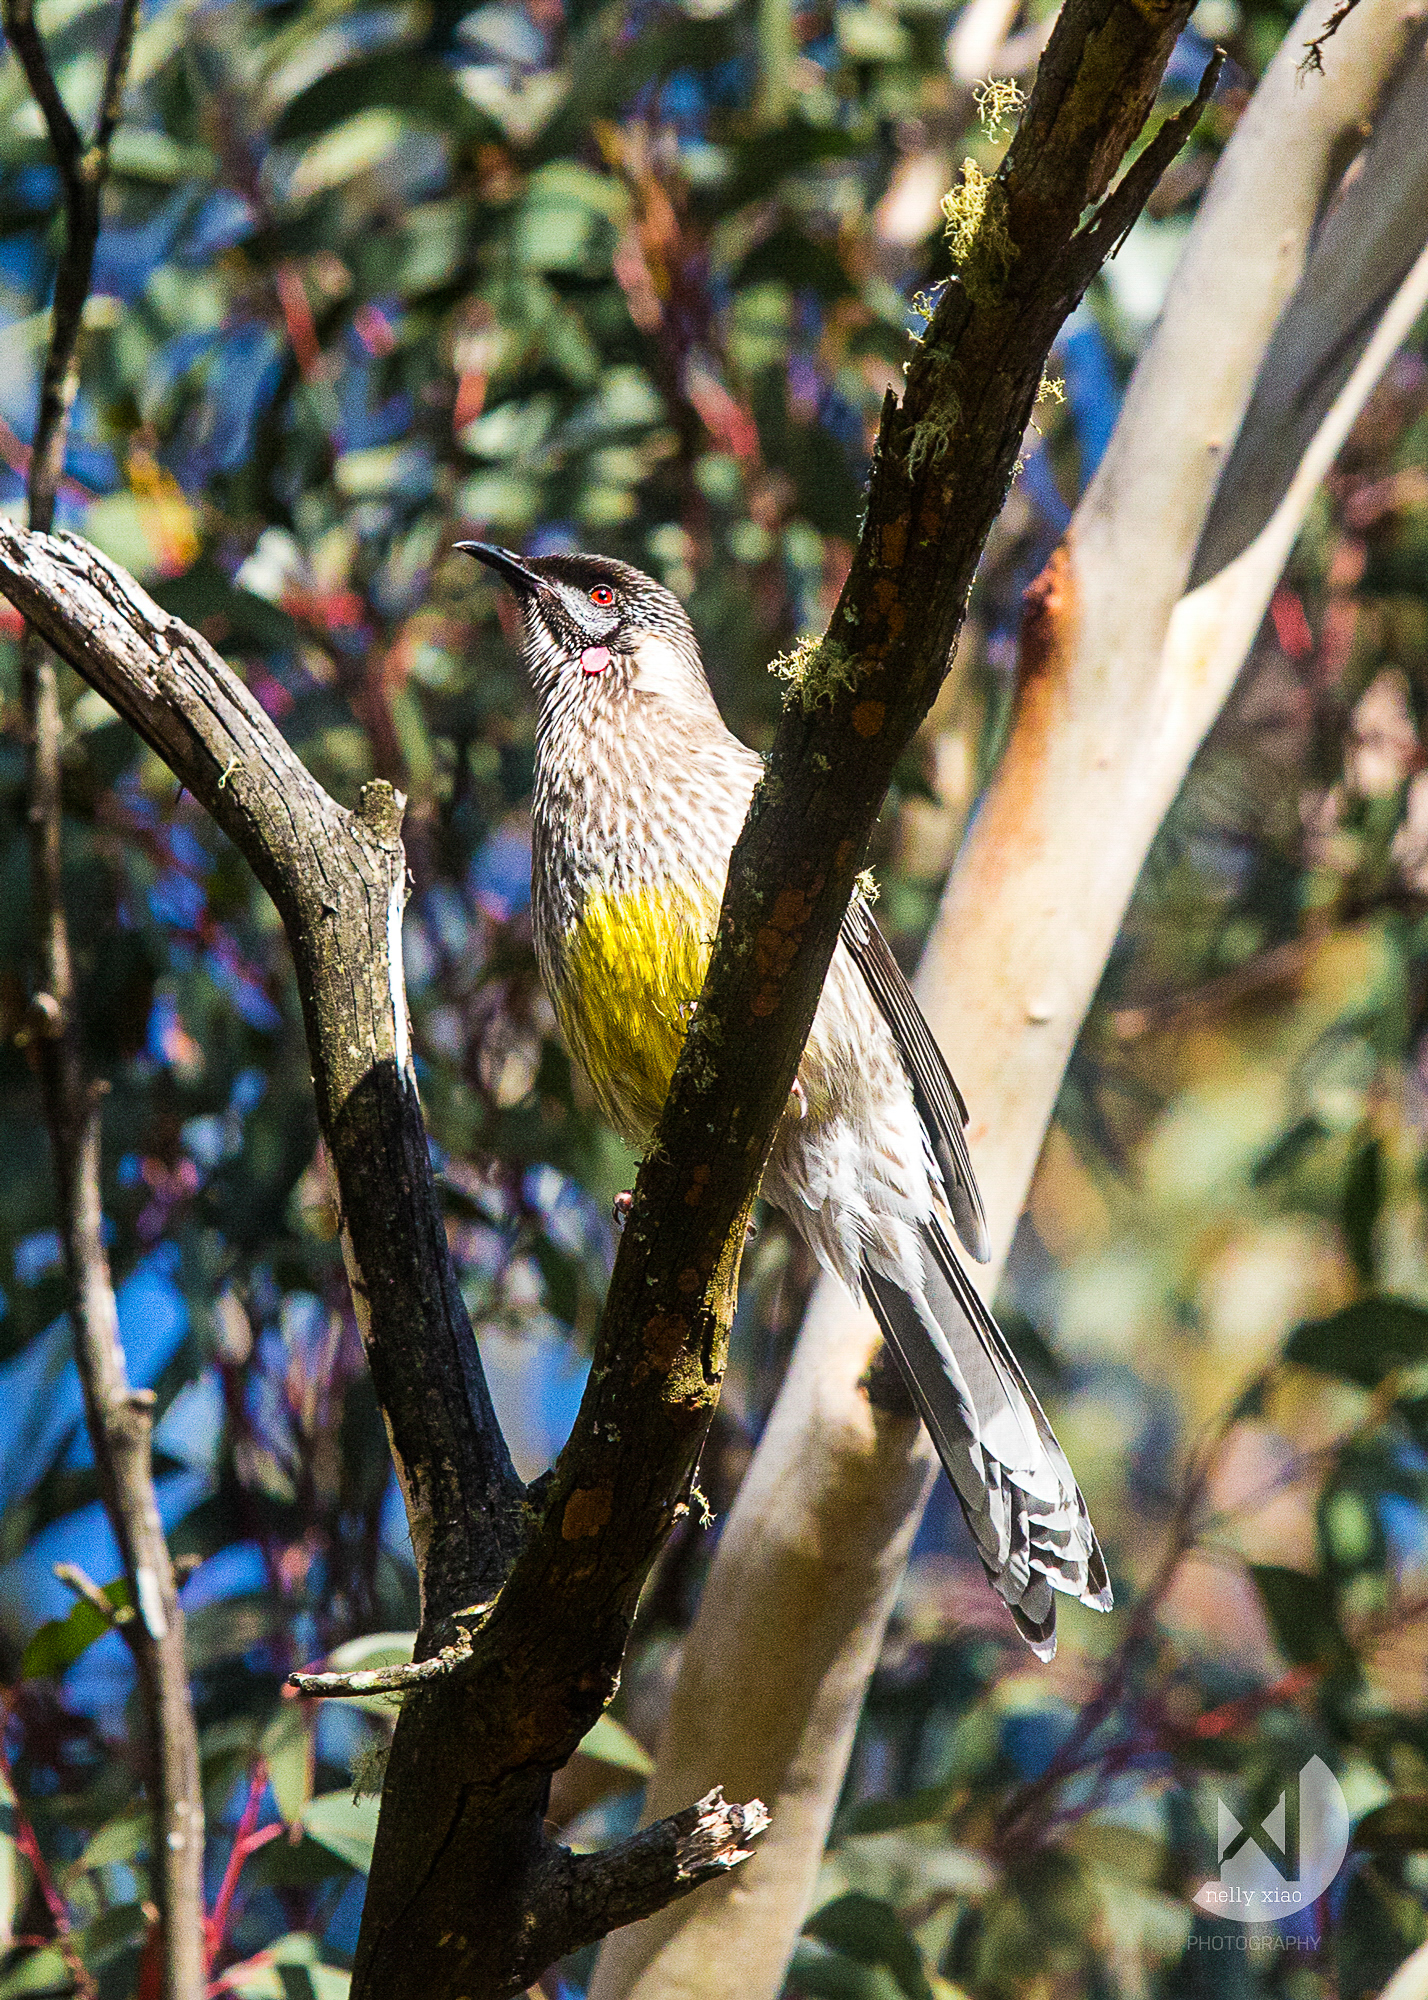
[589,585,615,607]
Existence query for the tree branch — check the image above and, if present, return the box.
[1,2,206,1993]
[590,6,1428,1998]
[514,1791,770,1991]
[0,528,526,1606]
[0,0,1210,1988]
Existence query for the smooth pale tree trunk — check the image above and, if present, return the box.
[592,7,1428,1997]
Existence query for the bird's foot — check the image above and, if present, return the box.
[789,1077,807,1119]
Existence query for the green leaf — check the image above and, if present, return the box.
[288,111,407,202]
[334,445,432,501]
[1248,1565,1355,1675]
[512,164,625,274]
[22,1579,131,1680]
[274,50,481,145]
[803,1894,936,2000]
[382,199,473,297]
[576,1714,654,1778]
[787,1939,908,2000]
[109,128,216,184]
[1284,1298,1428,1389]
[300,1792,379,1875]
[0,1944,67,1996]
[77,1811,150,1871]
[1352,1794,1428,1854]
[261,1706,314,1826]
[835,7,912,61]
[717,119,865,214]
[322,1632,416,1674]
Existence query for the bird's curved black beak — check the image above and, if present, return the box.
[455,542,550,598]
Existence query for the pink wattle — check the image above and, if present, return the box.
[580,645,612,676]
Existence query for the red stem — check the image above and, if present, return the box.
[204,1761,281,1974]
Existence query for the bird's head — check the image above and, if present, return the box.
[458,543,712,721]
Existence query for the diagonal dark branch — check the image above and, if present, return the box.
[0,1,208,1995]
[1,0,83,209]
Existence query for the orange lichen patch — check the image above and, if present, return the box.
[771,886,814,929]
[750,877,824,1014]
[754,914,806,980]
[874,578,900,616]
[561,1486,613,1540]
[676,1267,702,1295]
[885,602,906,641]
[880,517,908,568]
[852,701,886,739]
[684,1163,710,1208]
[642,1309,689,1373]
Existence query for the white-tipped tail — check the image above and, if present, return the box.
[863,1220,1111,1658]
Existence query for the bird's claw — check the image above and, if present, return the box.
[789,1077,807,1119]
[612,1190,634,1231]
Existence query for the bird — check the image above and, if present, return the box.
[461,541,1111,1657]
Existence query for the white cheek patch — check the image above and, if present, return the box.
[628,633,690,698]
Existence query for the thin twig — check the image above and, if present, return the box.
[53,1561,135,1627]
[1,1,207,1995]
[287,1646,469,1699]
[1300,0,1362,73]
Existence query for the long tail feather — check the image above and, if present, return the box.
[863,1221,1111,1659]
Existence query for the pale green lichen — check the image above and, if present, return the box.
[351,1739,391,1798]
[908,284,945,342]
[855,867,879,906]
[770,635,858,712]
[907,402,960,476]
[1013,371,1068,477]
[940,159,1016,306]
[973,76,1025,141]
[905,351,962,476]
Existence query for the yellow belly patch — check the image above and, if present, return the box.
[554,884,720,1148]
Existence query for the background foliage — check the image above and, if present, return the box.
[2,0,1428,1993]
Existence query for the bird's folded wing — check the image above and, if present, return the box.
[841,898,990,1262]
